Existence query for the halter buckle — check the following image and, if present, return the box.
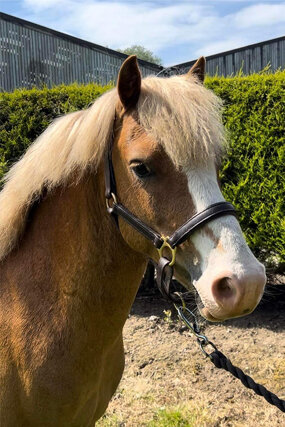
[157,236,177,266]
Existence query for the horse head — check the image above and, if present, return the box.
[110,55,266,322]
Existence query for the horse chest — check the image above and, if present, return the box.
[1,316,125,426]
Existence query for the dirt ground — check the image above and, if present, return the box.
[98,284,285,427]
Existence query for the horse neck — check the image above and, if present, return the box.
[5,167,146,332]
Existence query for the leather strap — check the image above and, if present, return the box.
[155,257,174,301]
[107,199,236,250]
[107,198,236,250]
[109,202,164,248]
[104,129,116,199]
[167,202,237,248]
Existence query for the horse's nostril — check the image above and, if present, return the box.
[213,277,233,301]
[218,277,231,292]
[198,269,266,320]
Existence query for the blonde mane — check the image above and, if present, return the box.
[0,74,226,261]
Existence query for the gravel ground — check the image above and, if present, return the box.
[98,284,285,426]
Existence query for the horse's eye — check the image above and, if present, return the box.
[131,163,152,179]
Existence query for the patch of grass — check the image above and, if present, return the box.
[147,404,211,427]
[273,359,285,384]
[96,413,123,426]
[147,408,189,426]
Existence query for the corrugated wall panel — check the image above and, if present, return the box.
[0,13,160,91]
[281,40,285,69]
[172,37,285,77]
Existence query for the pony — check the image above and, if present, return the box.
[0,56,266,426]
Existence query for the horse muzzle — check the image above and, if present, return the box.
[194,266,266,321]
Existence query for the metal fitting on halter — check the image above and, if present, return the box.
[157,236,177,266]
[105,192,118,210]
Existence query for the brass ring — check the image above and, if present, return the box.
[157,236,177,266]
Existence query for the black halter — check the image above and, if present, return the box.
[104,127,237,301]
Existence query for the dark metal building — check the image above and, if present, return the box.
[0,12,162,92]
[170,36,285,77]
[0,12,284,92]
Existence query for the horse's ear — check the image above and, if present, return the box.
[187,56,206,83]
[117,55,141,111]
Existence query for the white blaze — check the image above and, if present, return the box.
[186,162,265,312]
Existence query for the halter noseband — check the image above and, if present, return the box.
[104,126,237,301]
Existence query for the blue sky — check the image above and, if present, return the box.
[0,1,284,65]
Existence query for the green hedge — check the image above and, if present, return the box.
[0,73,284,268]
[0,83,112,179]
[206,71,284,268]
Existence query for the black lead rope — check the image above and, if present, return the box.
[173,300,285,413]
[210,350,285,413]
